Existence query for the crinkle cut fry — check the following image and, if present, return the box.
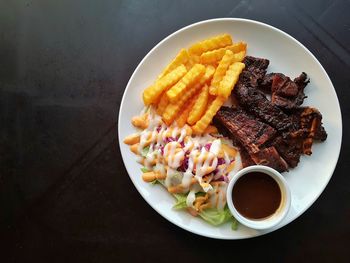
[188,34,232,55]
[166,64,205,103]
[187,84,209,125]
[200,42,246,64]
[209,50,235,96]
[162,65,215,125]
[192,96,226,134]
[218,62,245,99]
[143,64,187,105]
[175,94,198,127]
[158,49,190,79]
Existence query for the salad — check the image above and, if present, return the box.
[124,107,242,228]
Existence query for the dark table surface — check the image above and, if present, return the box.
[1,0,349,262]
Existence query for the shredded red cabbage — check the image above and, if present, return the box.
[213,175,225,182]
[178,156,189,172]
[204,143,212,151]
[217,158,225,165]
[165,137,176,143]
[212,175,229,183]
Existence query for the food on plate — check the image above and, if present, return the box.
[259,72,308,110]
[157,48,190,79]
[214,56,327,172]
[209,50,236,95]
[208,51,246,97]
[166,64,205,102]
[218,62,246,98]
[124,107,242,226]
[157,34,245,129]
[162,65,215,126]
[156,92,170,116]
[188,33,233,55]
[192,96,226,134]
[200,42,247,64]
[215,107,288,172]
[143,64,187,105]
[175,95,197,127]
[187,85,209,125]
[124,33,248,227]
[232,171,282,219]
[124,33,327,228]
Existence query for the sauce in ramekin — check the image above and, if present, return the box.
[232,172,281,219]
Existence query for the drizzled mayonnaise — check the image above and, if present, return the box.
[131,107,242,210]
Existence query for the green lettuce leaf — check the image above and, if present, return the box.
[198,206,233,226]
[150,180,160,185]
[231,218,238,230]
[173,194,187,210]
[171,194,239,230]
[140,167,150,173]
[141,146,150,157]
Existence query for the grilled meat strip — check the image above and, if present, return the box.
[290,107,327,141]
[239,147,256,168]
[238,56,270,88]
[234,84,297,133]
[212,116,255,168]
[269,136,303,168]
[293,72,309,100]
[259,72,309,109]
[260,72,280,91]
[289,107,327,155]
[250,147,289,172]
[214,107,288,172]
[266,106,327,166]
[215,107,276,152]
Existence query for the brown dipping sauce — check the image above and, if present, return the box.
[232,172,282,219]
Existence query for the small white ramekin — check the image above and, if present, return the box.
[226,165,291,230]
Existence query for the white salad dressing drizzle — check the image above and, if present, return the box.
[154,163,165,177]
[171,127,179,140]
[178,127,187,142]
[164,141,185,169]
[165,167,183,187]
[135,108,242,209]
[224,151,231,166]
[186,190,196,208]
[228,153,242,180]
[209,182,227,211]
[186,184,202,208]
[209,139,221,155]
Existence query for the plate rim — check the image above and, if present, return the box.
[118,18,342,239]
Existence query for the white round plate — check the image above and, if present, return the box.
[118,18,342,239]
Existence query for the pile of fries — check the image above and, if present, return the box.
[142,34,247,134]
